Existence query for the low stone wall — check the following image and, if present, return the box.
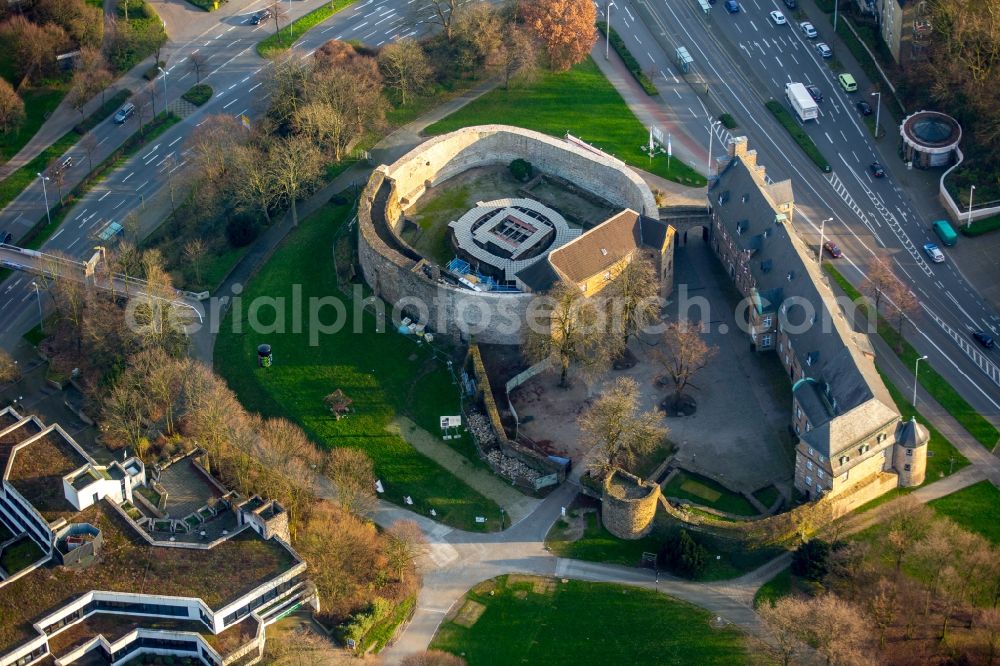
[829,471,899,519]
[357,125,658,344]
[602,469,661,539]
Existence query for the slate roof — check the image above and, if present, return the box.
[712,156,898,457]
[515,258,560,292]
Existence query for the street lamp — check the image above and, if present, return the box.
[707,120,722,178]
[157,66,168,112]
[833,0,839,31]
[36,173,51,229]
[31,281,43,334]
[967,184,976,229]
[913,355,928,407]
[871,91,881,139]
[605,0,616,60]
[817,217,833,265]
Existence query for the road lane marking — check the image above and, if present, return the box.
[824,132,833,144]
[142,144,160,160]
[75,208,88,220]
[122,172,134,182]
[136,180,149,191]
[223,98,238,109]
[51,229,64,241]
[114,200,126,209]
[99,191,111,201]
[169,136,183,147]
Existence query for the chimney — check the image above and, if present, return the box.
[728,136,749,159]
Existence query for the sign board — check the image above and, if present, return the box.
[475,516,486,523]
[375,480,384,493]
[534,473,559,490]
[440,415,462,429]
[652,126,664,145]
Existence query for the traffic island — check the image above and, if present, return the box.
[765,100,831,172]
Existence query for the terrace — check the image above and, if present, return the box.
[6,431,88,523]
[0,501,297,655]
[0,418,43,473]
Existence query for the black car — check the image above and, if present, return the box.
[973,330,996,349]
[0,230,11,244]
[806,84,823,103]
[869,161,886,178]
[783,0,797,8]
[251,8,272,24]
[856,100,873,116]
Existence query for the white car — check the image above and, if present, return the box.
[770,10,786,24]
[815,42,832,58]
[800,21,818,38]
[923,243,945,263]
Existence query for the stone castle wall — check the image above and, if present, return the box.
[357,126,657,344]
[601,469,661,540]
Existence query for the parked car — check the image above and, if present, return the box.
[806,84,823,103]
[783,0,797,8]
[838,73,858,92]
[800,21,817,38]
[725,0,740,13]
[251,8,272,24]
[52,156,73,175]
[869,161,886,178]
[0,230,12,244]
[823,241,842,258]
[113,102,135,123]
[923,243,945,263]
[769,10,786,24]
[972,330,996,349]
[856,100,873,116]
[815,42,832,58]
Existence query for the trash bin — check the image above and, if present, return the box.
[257,344,272,368]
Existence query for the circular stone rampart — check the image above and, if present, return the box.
[357,125,658,344]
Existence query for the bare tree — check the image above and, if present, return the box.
[189,51,208,83]
[654,321,716,410]
[0,350,20,385]
[605,254,660,350]
[102,375,149,456]
[269,1,287,40]
[453,2,503,71]
[523,281,616,388]
[806,594,874,666]
[378,39,432,106]
[0,15,68,82]
[0,78,25,134]
[183,238,206,286]
[913,520,958,614]
[46,156,67,204]
[862,257,895,316]
[757,596,809,666]
[495,26,539,89]
[401,651,467,666]
[384,520,427,583]
[268,134,324,226]
[79,132,98,172]
[185,114,246,187]
[323,447,378,517]
[980,608,1000,666]
[231,142,279,224]
[868,576,899,649]
[885,495,934,571]
[420,0,460,41]
[889,282,919,341]
[579,376,666,477]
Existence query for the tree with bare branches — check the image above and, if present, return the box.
[756,596,809,666]
[654,321,716,411]
[189,51,208,83]
[862,257,896,316]
[605,254,660,350]
[0,78,25,135]
[868,576,899,649]
[183,238,206,286]
[523,281,616,387]
[420,0,460,41]
[579,376,665,477]
[521,0,596,71]
[0,350,19,385]
[268,134,324,226]
[495,26,539,89]
[378,39,432,106]
[323,447,377,516]
[384,520,427,583]
[889,281,919,341]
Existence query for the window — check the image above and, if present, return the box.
[763,316,772,328]
[806,460,813,470]
[806,423,812,432]
[805,475,813,486]
[906,448,913,457]
[818,469,824,479]
[778,342,784,353]
[794,424,800,434]
[819,455,827,463]
[839,456,849,465]
[877,433,887,443]
[762,335,772,347]
[904,464,911,471]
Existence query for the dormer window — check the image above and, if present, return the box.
[763,316,772,328]
[839,455,850,465]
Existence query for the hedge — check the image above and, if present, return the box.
[181,84,213,106]
[597,21,658,96]
[765,100,831,172]
[719,113,737,129]
[960,214,1000,237]
[256,0,356,57]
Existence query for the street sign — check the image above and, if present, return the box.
[440,415,462,428]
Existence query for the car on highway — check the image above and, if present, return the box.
[800,21,817,38]
[972,330,996,349]
[838,73,858,92]
[869,161,886,178]
[770,10,786,24]
[113,102,135,124]
[251,8,272,24]
[783,0,797,8]
[52,156,73,175]
[725,0,740,13]
[815,42,832,58]
[923,243,945,263]
[823,241,842,258]
[856,100,873,116]
[806,84,823,102]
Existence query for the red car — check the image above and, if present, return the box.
[823,241,842,258]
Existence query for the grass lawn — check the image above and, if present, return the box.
[927,481,1000,545]
[752,485,781,509]
[424,58,706,187]
[256,0,356,57]
[662,470,759,516]
[0,536,44,574]
[213,198,501,531]
[0,85,69,163]
[823,263,999,451]
[753,565,792,608]
[431,575,749,665]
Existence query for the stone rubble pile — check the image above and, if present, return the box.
[486,449,542,484]
[467,412,496,447]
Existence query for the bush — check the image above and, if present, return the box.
[225,211,263,247]
[765,100,831,172]
[143,61,166,81]
[718,113,737,129]
[791,539,830,581]
[339,597,394,645]
[509,158,533,182]
[961,214,1000,237]
[181,84,213,106]
[659,529,707,578]
[596,22,658,96]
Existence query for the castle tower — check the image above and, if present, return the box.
[601,469,661,539]
[893,417,929,487]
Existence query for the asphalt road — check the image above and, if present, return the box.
[601,0,1000,419]
[0,0,435,347]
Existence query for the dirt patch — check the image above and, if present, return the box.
[513,590,528,599]
[471,579,497,596]
[453,600,487,627]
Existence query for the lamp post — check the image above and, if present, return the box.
[871,91,881,139]
[157,67,168,112]
[37,173,51,229]
[31,281,43,334]
[833,0,839,31]
[707,120,721,178]
[967,184,976,229]
[817,217,832,265]
[605,0,616,60]
[913,355,928,407]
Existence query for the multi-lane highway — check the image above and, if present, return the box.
[0,0,435,347]
[599,0,1000,418]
